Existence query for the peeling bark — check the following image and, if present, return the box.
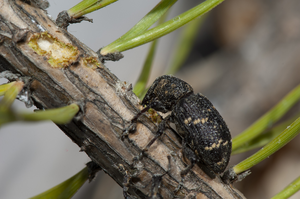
[0,1,245,198]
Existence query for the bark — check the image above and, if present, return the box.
[0,1,245,198]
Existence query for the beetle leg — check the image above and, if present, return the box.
[181,141,216,179]
[134,115,171,162]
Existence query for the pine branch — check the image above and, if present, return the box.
[0,1,244,198]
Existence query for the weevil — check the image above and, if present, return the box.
[133,75,232,179]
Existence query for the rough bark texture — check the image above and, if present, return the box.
[0,1,245,198]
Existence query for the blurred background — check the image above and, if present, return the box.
[1,0,300,198]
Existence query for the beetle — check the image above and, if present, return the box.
[139,75,232,179]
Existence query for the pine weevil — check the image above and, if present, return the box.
[128,75,232,179]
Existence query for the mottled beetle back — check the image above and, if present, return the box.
[140,75,232,178]
[142,75,193,113]
[173,93,232,174]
